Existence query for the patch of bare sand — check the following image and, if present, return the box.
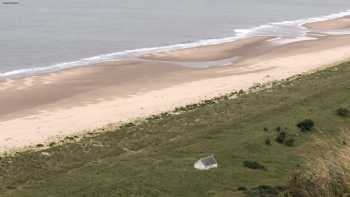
[305,16,350,30]
[2,33,350,152]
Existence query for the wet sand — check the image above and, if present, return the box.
[1,17,350,152]
[305,16,350,30]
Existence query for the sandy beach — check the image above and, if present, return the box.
[1,17,350,152]
[305,16,350,30]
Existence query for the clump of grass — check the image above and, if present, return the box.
[48,142,56,147]
[276,131,286,144]
[120,122,136,128]
[246,185,285,197]
[174,106,187,112]
[297,119,315,132]
[285,138,295,147]
[237,186,247,191]
[265,138,272,146]
[5,185,16,190]
[243,160,267,171]
[238,89,245,95]
[276,126,282,132]
[337,107,349,117]
[64,136,75,141]
[36,144,44,148]
[160,112,170,117]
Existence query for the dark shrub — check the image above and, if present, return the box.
[204,100,215,105]
[285,138,295,147]
[121,122,135,128]
[337,107,349,117]
[276,126,282,132]
[6,185,16,190]
[160,112,170,117]
[263,127,269,132]
[237,186,247,191]
[36,144,44,148]
[275,131,286,144]
[243,160,267,171]
[256,185,278,195]
[246,185,285,196]
[265,138,271,146]
[65,136,75,141]
[297,119,314,132]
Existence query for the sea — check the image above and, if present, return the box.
[1,0,350,78]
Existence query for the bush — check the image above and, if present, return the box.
[36,144,44,148]
[276,127,288,132]
[246,185,286,196]
[65,136,75,141]
[297,119,314,132]
[265,138,272,146]
[243,160,267,171]
[121,122,135,128]
[285,138,295,147]
[237,186,247,191]
[337,107,349,117]
[276,131,286,144]
[255,185,279,196]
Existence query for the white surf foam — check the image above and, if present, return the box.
[234,9,350,39]
[1,9,350,79]
[0,36,239,79]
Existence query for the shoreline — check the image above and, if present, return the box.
[2,15,350,152]
[1,10,350,80]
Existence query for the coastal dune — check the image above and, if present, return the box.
[1,17,350,152]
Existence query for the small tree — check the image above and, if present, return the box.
[297,119,314,132]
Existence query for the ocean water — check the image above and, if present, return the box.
[0,0,350,77]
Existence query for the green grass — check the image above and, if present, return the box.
[0,62,350,197]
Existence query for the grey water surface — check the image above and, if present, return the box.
[0,0,349,73]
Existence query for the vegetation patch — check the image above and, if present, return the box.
[285,138,295,147]
[337,107,350,117]
[275,131,286,144]
[245,185,286,197]
[297,119,315,132]
[243,160,267,171]
[265,138,272,146]
[0,62,349,196]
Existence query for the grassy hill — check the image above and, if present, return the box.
[0,62,349,197]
